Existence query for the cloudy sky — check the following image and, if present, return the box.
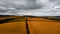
[0,0,60,16]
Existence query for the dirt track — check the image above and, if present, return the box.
[0,16,60,34]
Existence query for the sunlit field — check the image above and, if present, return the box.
[0,16,60,34]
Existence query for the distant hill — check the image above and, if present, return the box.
[0,15,60,20]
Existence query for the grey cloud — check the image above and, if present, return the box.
[0,9,7,13]
[49,0,55,2]
[55,0,60,5]
[15,0,45,10]
[0,0,49,10]
[0,0,60,16]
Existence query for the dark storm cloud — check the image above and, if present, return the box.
[26,0,39,9]
[49,0,55,2]
[25,0,45,10]
[55,0,60,5]
[0,9,7,13]
[15,0,45,10]
[0,0,49,10]
[0,0,60,16]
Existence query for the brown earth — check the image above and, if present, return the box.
[0,16,60,34]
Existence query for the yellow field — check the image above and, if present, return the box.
[28,18,60,34]
[0,16,60,34]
